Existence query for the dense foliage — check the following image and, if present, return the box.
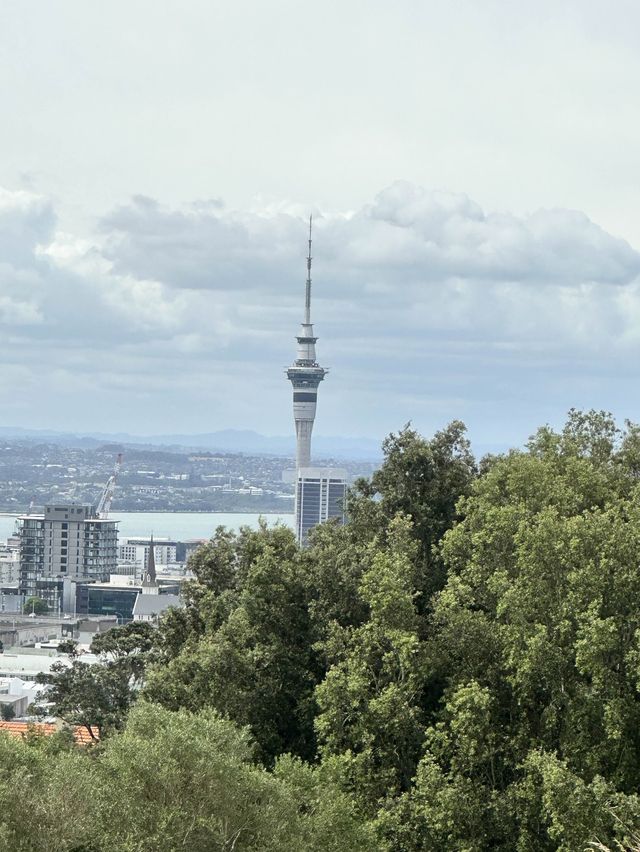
[7,413,640,849]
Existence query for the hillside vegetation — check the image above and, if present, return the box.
[7,411,640,851]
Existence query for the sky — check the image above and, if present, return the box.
[1,0,640,451]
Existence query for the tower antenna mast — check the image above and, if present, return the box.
[305,215,312,324]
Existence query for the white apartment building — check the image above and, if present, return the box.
[0,543,19,586]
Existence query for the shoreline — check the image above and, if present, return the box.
[0,509,293,517]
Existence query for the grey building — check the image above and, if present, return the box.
[295,467,347,545]
[18,504,118,600]
[286,220,347,544]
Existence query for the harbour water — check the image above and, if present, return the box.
[0,511,294,543]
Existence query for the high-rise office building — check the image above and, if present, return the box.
[18,504,118,599]
[295,467,347,544]
[286,219,347,544]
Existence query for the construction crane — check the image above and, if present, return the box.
[96,453,123,519]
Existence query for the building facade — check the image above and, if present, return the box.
[75,577,181,623]
[117,537,178,579]
[18,504,118,599]
[0,540,19,586]
[295,467,348,544]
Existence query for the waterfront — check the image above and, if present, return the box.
[0,511,294,543]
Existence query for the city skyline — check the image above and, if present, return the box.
[2,184,640,451]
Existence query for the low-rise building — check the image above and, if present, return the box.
[0,677,43,717]
[132,593,181,623]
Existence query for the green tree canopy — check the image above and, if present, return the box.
[23,597,48,616]
[377,411,640,850]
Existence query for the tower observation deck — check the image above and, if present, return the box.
[286,217,327,469]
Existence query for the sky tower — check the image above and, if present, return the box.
[286,216,327,469]
[285,219,347,545]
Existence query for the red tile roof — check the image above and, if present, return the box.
[0,721,99,744]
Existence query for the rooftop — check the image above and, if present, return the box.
[0,721,99,744]
[0,650,100,679]
[132,594,181,617]
[17,514,118,524]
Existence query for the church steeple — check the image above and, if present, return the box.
[142,533,158,594]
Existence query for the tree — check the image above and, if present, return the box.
[34,624,157,740]
[315,516,426,814]
[377,412,640,850]
[143,424,475,772]
[23,597,48,616]
[0,702,377,852]
[0,727,99,851]
[371,422,476,546]
[35,658,131,741]
[0,704,14,722]
[90,620,156,684]
[352,422,476,604]
[145,523,319,764]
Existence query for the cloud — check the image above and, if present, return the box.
[357,183,640,288]
[101,181,640,292]
[0,188,54,266]
[1,181,640,441]
[100,195,303,293]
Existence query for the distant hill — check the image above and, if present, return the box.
[0,427,384,461]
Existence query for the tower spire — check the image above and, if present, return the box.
[142,532,157,589]
[305,215,312,325]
